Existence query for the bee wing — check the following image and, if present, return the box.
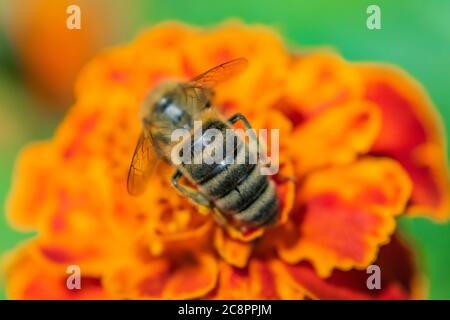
[127,132,161,196]
[189,58,248,89]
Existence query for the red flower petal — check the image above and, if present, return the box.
[209,258,305,300]
[104,250,219,299]
[357,64,450,221]
[4,243,112,300]
[214,228,254,268]
[274,234,422,299]
[277,158,412,277]
[287,100,381,176]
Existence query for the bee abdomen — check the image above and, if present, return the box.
[214,164,267,212]
[197,160,255,199]
[215,164,279,227]
[233,180,278,227]
[181,119,279,227]
[183,120,254,199]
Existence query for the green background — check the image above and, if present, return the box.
[1,0,449,299]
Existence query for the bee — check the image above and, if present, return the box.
[127,58,279,231]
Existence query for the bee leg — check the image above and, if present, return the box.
[228,113,264,165]
[227,112,259,145]
[228,113,251,126]
[212,208,229,227]
[227,113,254,131]
[171,170,212,208]
[229,114,297,182]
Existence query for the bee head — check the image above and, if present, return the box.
[140,80,179,125]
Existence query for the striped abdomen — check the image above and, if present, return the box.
[181,120,279,227]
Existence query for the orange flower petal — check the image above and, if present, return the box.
[138,168,215,255]
[4,243,112,300]
[37,168,121,273]
[357,64,450,221]
[184,21,289,117]
[106,251,218,299]
[288,100,381,176]
[75,45,144,100]
[273,235,422,300]
[133,22,198,84]
[224,225,266,243]
[273,160,296,225]
[100,236,218,299]
[277,158,412,277]
[209,258,305,300]
[281,51,364,125]
[30,241,110,277]
[214,228,254,268]
[145,211,214,256]
[77,22,196,100]
[6,142,55,230]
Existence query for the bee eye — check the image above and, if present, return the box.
[157,96,172,111]
[205,100,211,108]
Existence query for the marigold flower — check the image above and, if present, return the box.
[4,21,449,300]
